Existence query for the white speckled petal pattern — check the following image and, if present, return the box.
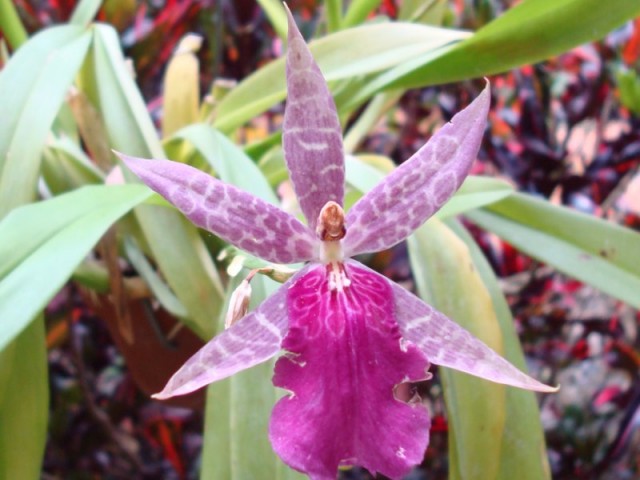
[282,6,345,230]
[120,154,319,264]
[382,267,557,393]
[152,266,314,399]
[342,85,490,257]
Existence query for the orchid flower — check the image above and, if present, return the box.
[118,8,555,480]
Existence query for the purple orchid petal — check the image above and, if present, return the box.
[269,262,430,480]
[378,265,557,393]
[119,153,319,264]
[342,84,490,257]
[282,5,345,230]
[153,266,314,399]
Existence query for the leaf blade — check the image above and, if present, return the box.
[466,193,640,309]
[407,218,506,480]
[84,25,225,338]
[213,22,469,132]
[0,321,48,480]
[446,218,551,480]
[386,0,640,89]
[0,185,151,351]
[0,26,92,215]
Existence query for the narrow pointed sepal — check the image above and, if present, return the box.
[282,5,345,229]
[153,304,284,398]
[269,262,430,479]
[152,267,313,399]
[343,84,490,257]
[118,153,319,264]
[383,268,558,393]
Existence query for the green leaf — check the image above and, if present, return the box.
[342,91,403,153]
[398,0,448,24]
[70,0,103,26]
[167,124,307,276]
[41,136,104,194]
[0,320,48,480]
[123,238,189,319]
[257,147,289,188]
[446,218,551,480]
[0,185,151,352]
[408,218,506,480]
[213,22,469,132]
[179,124,303,479]
[466,193,640,309]
[616,68,640,116]
[343,0,383,28]
[384,0,640,90]
[256,0,288,40]
[326,0,343,32]
[437,176,513,219]
[0,26,92,216]
[83,25,163,158]
[0,25,89,480]
[167,124,277,203]
[0,0,28,49]
[82,25,225,339]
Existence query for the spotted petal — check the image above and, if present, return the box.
[343,84,490,257]
[153,266,315,399]
[282,5,345,230]
[379,264,557,393]
[269,262,430,480]
[119,154,319,264]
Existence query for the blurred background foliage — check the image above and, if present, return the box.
[1,0,640,479]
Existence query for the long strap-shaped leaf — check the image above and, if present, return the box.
[212,22,469,132]
[0,25,92,479]
[466,192,640,309]
[446,218,551,480]
[408,218,506,479]
[0,26,91,215]
[0,321,48,480]
[357,0,640,98]
[83,25,225,339]
[408,217,551,480]
[0,185,152,352]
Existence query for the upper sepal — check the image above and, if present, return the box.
[282,5,345,230]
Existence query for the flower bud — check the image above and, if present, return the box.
[224,279,252,329]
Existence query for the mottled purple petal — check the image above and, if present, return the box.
[282,5,345,230]
[378,263,557,393]
[270,262,430,480]
[343,84,490,257]
[119,154,319,264]
[153,266,314,399]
